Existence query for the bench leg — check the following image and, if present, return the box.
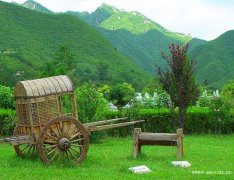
[177,128,183,159]
[133,128,141,158]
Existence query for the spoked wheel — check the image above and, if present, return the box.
[13,125,37,158]
[37,116,89,164]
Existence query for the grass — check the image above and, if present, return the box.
[0,135,234,179]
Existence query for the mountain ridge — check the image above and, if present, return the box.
[21,0,52,13]
[69,4,192,74]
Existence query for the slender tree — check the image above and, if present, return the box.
[96,62,110,81]
[157,43,199,129]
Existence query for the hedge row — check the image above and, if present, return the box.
[103,107,234,134]
[0,107,233,136]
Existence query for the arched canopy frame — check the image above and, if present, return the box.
[14,75,74,98]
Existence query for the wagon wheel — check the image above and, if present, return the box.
[37,116,89,164]
[13,125,37,158]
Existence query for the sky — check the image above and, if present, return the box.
[2,0,234,40]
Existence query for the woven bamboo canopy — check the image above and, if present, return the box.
[14,75,74,98]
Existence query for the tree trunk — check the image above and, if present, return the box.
[178,107,185,129]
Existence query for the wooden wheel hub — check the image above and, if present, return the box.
[59,138,70,151]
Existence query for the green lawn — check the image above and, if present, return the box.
[0,135,233,179]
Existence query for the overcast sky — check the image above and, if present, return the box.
[3,0,234,40]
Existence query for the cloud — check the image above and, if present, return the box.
[3,0,234,40]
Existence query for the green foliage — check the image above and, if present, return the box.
[0,108,17,136]
[208,97,232,134]
[98,84,111,100]
[96,62,110,82]
[221,80,234,108]
[76,83,108,123]
[0,85,14,109]
[76,83,110,142]
[41,45,76,77]
[141,78,163,95]
[196,90,212,107]
[156,92,172,108]
[109,83,135,108]
[122,103,140,120]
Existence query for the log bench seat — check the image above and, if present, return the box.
[133,128,183,159]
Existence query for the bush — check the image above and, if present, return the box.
[0,85,14,109]
[0,109,17,136]
[222,80,234,109]
[76,83,109,142]
[109,83,135,109]
[208,97,233,134]
[76,83,108,123]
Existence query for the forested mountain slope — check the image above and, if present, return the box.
[0,1,151,88]
[190,30,234,88]
[68,4,192,73]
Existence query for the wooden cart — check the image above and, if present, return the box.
[1,75,143,164]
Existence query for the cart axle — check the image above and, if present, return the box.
[59,138,70,151]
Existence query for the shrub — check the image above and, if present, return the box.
[76,83,108,123]
[196,90,212,107]
[76,83,109,142]
[0,85,14,109]
[222,80,234,109]
[208,97,233,134]
[0,109,17,136]
[109,83,135,109]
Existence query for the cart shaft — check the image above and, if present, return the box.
[88,120,145,132]
[84,117,128,127]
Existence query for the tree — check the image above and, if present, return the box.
[157,43,199,129]
[55,45,75,69]
[96,62,110,81]
[41,45,76,77]
[109,83,135,109]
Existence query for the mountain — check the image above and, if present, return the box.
[4,1,234,88]
[21,0,52,13]
[188,38,207,52]
[190,30,234,88]
[68,4,192,74]
[71,4,234,88]
[0,1,151,88]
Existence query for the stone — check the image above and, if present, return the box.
[171,161,191,168]
[129,165,151,174]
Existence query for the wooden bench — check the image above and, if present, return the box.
[133,128,183,159]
